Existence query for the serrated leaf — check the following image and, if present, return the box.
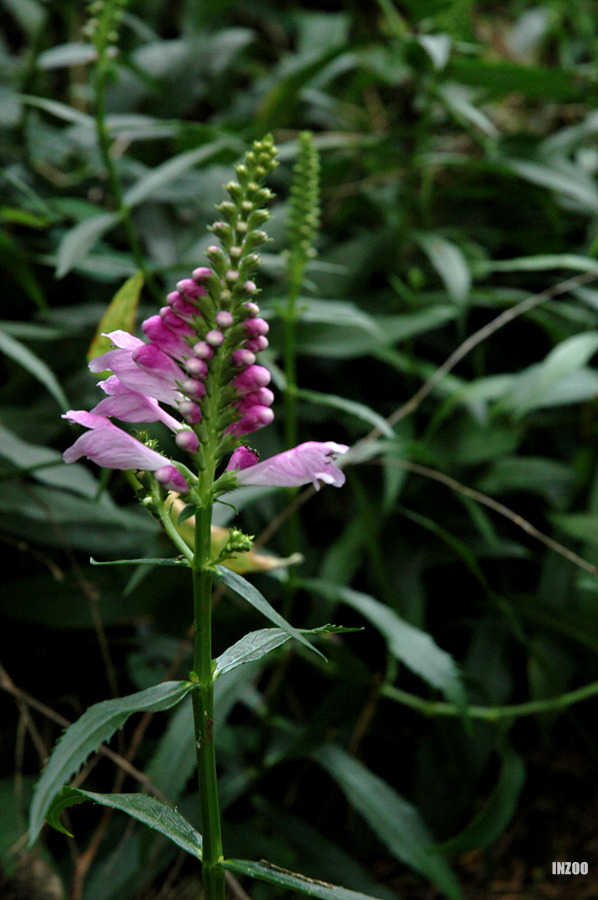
[215,566,326,660]
[313,744,462,899]
[47,788,203,858]
[87,271,143,363]
[223,858,386,900]
[214,625,356,678]
[29,681,195,843]
[304,580,465,706]
[0,327,68,410]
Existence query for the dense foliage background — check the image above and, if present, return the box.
[2,0,598,897]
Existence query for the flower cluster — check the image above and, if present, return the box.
[62,136,348,500]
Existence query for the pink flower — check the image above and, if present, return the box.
[62,410,188,491]
[92,376,182,432]
[89,332,184,407]
[229,441,349,490]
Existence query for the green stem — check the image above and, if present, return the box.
[94,54,161,300]
[191,501,225,900]
[381,678,598,721]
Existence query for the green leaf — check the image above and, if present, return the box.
[214,625,357,678]
[0,326,69,410]
[29,681,195,843]
[215,566,326,661]
[304,580,465,706]
[296,388,395,438]
[433,748,525,855]
[413,232,471,305]
[47,787,203,858]
[313,744,462,899]
[87,271,144,363]
[122,140,236,208]
[90,556,190,567]
[501,332,598,416]
[222,858,385,900]
[56,212,119,279]
[502,158,598,214]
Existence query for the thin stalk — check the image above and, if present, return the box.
[191,501,225,900]
[381,678,598,721]
[93,53,161,300]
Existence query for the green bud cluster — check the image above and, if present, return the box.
[84,0,127,55]
[203,134,279,313]
[286,131,320,295]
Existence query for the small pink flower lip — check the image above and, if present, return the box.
[230,441,349,490]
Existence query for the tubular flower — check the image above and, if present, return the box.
[62,411,188,492]
[228,442,349,490]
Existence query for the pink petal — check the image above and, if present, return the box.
[62,411,170,471]
[234,441,349,490]
[93,377,182,432]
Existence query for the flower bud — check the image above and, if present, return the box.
[175,430,200,453]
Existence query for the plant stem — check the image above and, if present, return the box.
[94,52,161,301]
[191,501,225,900]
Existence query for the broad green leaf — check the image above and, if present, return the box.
[413,232,471,304]
[501,332,598,416]
[551,513,598,547]
[214,625,356,678]
[304,580,465,706]
[215,566,326,660]
[503,158,598,214]
[87,271,144,363]
[122,140,235,208]
[56,212,119,279]
[0,426,97,493]
[222,858,386,900]
[474,252,598,276]
[313,744,462,899]
[447,57,585,102]
[38,42,99,69]
[433,748,525,854]
[29,681,195,843]
[296,388,395,437]
[47,787,202,858]
[19,93,94,126]
[0,327,68,410]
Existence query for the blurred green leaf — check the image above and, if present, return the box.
[0,327,68,410]
[433,747,525,854]
[314,744,462,899]
[304,580,465,706]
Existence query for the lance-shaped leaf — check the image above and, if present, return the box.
[313,744,462,900]
[29,680,195,843]
[304,580,465,707]
[215,566,326,660]
[47,787,202,858]
[222,858,387,900]
[214,625,357,678]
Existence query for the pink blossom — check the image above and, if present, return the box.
[89,336,183,407]
[92,376,181,432]
[63,411,175,473]
[230,441,349,490]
